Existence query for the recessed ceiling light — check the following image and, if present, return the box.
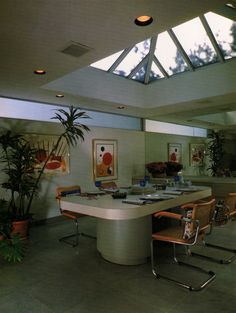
[117,106,125,109]
[34,69,46,75]
[56,94,64,98]
[226,3,236,9]
[134,15,153,26]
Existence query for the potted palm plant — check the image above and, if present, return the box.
[0,106,90,261]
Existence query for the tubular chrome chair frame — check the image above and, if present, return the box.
[56,185,96,247]
[192,193,236,264]
[151,200,216,291]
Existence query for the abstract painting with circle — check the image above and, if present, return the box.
[93,139,117,181]
[25,134,69,175]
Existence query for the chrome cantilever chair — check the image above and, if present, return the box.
[151,198,216,291]
[195,192,236,264]
[56,185,96,247]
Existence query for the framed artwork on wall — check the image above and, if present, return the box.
[168,143,182,163]
[190,143,206,166]
[25,134,70,175]
[93,139,118,181]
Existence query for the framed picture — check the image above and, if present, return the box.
[93,139,118,181]
[190,143,206,166]
[168,143,182,163]
[25,134,70,175]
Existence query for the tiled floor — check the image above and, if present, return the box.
[0,217,236,313]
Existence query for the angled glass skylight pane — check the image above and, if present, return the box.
[131,66,145,82]
[154,31,188,75]
[205,12,236,59]
[149,62,164,82]
[173,17,218,67]
[113,39,151,77]
[90,50,123,70]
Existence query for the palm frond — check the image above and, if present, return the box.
[51,106,90,145]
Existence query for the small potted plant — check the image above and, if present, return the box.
[145,162,167,178]
[0,106,90,262]
[165,161,183,176]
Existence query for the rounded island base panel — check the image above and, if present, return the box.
[97,216,152,265]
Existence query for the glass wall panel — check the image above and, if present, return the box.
[0,97,141,130]
[145,119,207,137]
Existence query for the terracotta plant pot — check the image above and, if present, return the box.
[11,220,29,240]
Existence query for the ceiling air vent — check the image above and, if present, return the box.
[61,42,91,58]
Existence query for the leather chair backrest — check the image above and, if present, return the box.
[192,198,216,232]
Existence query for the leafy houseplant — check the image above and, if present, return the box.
[146,162,167,177]
[206,130,225,176]
[165,161,183,176]
[0,106,90,261]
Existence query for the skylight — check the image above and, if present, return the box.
[154,31,188,75]
[91,50,124,70]
[91,8,236,84]
[113,39,151,77]
[172,17,218,67]
[205,12,236,59]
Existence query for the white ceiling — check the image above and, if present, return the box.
[1,0,236,132]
